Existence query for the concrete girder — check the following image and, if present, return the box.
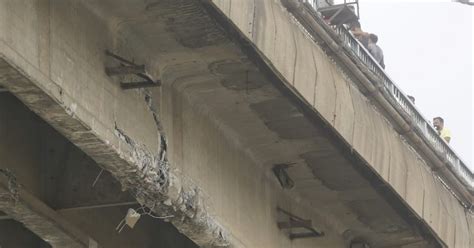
[0,44,228,246]
[0,170,98,248]
[208,0,474,246]
[0,0,471,247]
[0,91,198,247]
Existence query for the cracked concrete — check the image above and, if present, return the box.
[0,0,472,247]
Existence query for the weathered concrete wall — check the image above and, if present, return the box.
[1,0,472,247]
[0,0,160,154]
[0,0,348,247]
[0,0,216,245]
[159,69,347,247]
[210,0,473,246]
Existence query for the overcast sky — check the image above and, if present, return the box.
[334,0,473,170]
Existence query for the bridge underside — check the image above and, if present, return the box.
[0,0,472,247]
[0,93,198,248]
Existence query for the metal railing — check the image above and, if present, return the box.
[302,1,474,194]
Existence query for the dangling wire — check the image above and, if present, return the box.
[115,218,127,233]
[91,168,104,187]
[115,204,175,233]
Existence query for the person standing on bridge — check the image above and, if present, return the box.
[368,34,385,69]
[433,117,451,143]
[349,21,369,48]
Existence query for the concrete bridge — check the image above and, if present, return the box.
[0,0,472,247]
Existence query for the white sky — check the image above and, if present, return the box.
[335,0,474,170]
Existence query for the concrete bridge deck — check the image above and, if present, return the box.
[0,0,472,247]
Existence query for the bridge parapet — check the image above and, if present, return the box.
[210,0,473,245]
[330,6,474,198]
[289,0,474,207]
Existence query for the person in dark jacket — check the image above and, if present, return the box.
[368,33,385,69]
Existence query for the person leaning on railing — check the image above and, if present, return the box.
[367,34,385,69]
[349,21,369,48]
[433,117,452,143]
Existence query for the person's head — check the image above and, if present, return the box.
[407,95,415,104]
[433,117,444,131]
[369,34,378,44]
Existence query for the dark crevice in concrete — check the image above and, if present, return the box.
[114,122,135,146]
[269,0,278,57]
[159,135,168,161]
[291,29,298,86]
[251,0,257,40]
[143,90,164,131]
[142,89,167,161]
[329,66,338,125]
[310,44,319,106]
[348,87,357,147]
[113,119,170,198]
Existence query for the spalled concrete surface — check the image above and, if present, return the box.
[0,0,472,247]
[0,0,229,246]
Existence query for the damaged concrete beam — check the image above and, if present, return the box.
[0,169,98,248]
[0,41,230,246]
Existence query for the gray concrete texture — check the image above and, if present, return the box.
[0,0,472,247]
[210,0,474,246]
[0,0,346,245]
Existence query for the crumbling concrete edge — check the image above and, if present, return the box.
[0,46,232,247]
